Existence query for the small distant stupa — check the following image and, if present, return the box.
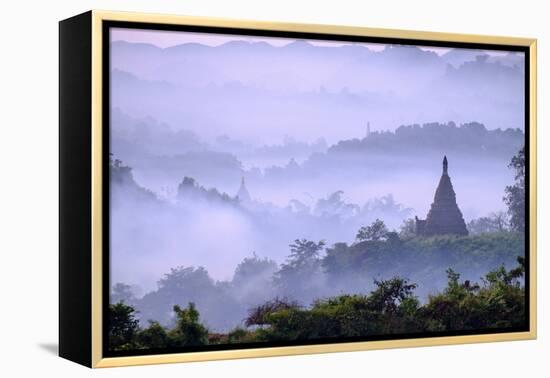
[236,176,252,202]
[415,156,468,236]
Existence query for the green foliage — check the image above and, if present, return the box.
[224,327,259,344]
[287,239,326,265]
[243,259,525,341]
[232,253,278,286]
[137,321,170,349]
[323,231,524,298]
[273,239,326,300]
[168,303,209,347]
[467,211,509,234]
[421,257,525,331]
[109,302,209,351]
[356,219,389,242]
[245,297,300,327]
[244,277,422,340]
[368,278,417,314]
[108,302,140,350]
[138,265,241,331]
[231,253,279,307]
[158,266,214,293]
[109,258,525,351]
[399,218,417,239]
[504,147,525,232]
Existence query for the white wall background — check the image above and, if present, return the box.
[0,0,547,376]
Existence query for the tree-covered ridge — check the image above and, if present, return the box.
[110,229,524,339]
[111,110,524,198]
[504,146,526,232]
[110,154,158,202]
[109,257,525,351]
[323,231,524,284]
[328,122,522,158]
[177,176,238,205]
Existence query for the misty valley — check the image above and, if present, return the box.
[108,122,526,351]
[107,34,526,352]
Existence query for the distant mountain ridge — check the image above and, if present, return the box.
[329,121,523,158]
[110,40,525,141]
[111,40,445,93]
[441,49,525,70]
[110,40,524,93]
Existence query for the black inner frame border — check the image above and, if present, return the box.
[101,19,531,359]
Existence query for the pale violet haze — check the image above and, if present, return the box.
[109,27,525,293]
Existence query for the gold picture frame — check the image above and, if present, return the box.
[59,9,537,368]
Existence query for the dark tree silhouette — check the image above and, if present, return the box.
[356,219,389,241]
[504,147,525,232]
[273,239,326,301]
[109,302,140,350]
[169,303,209,346]
[137,321,170,349]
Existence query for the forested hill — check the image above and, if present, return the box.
[327,122,523,160]
[265,121,525,208]
[111,230,524,334]
[112,110,524,181]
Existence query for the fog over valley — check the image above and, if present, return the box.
[110,109,523,289]
[108,32,526,334]
[110,39,524,144]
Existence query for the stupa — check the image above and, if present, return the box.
[415,156,468,236]
[236,176,252,203]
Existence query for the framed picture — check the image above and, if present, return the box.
[59,10,537,368]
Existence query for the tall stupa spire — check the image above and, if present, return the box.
[415,156,468,236]
[236,176,252,203]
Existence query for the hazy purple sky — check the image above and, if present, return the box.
[111,27,510,57]
[109,26,524,147]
